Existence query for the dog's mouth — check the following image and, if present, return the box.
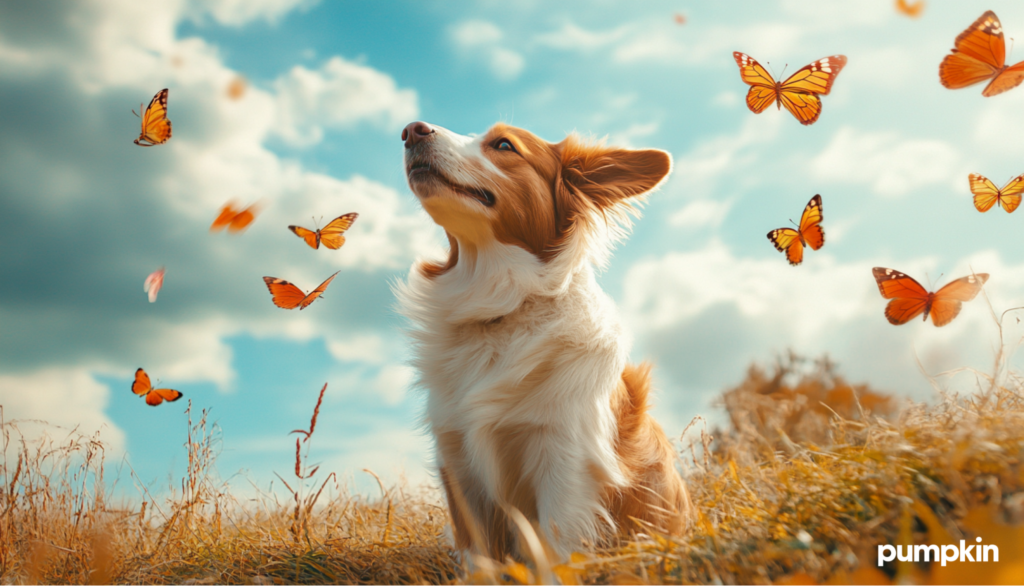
[407,163,496,207]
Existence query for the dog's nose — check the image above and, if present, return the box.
[402,121,434,148]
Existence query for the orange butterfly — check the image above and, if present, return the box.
[872,268,988,327]
[673,13,686,25]
[226,76,247,101]
[289,213,358,250]
[895,0,924,18]
[132,368,183,406]
[768,195,824,266]
[144,267,165,303]
[940,11,1024,97]
[263,271,340,310]
[733,52,847,125]
[133,89,172,146]
[969,173,1024,213]
[210,201,262,233]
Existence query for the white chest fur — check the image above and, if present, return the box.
[397,242,631,550]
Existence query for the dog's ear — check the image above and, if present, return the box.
[560,140,672,207]
[554,137,672,231]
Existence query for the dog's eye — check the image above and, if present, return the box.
[495,138,516,152]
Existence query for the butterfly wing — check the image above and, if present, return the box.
[780,56,848,96]
[210,203,239,231]
[746,86,779,114]
[318,213,358,250]
[289,225,321,249]
[872,267,930,325]
[940,11,1005,90]
[969,173,1001,212]
[997,174,1024,213]
[941,52,1001,89]
[144,267,165,303]
[797,195,825,250]
[227,203,260,232]
[895,0,924,18]
[983,60,1024,97]
[885,298,931,326]
[132,368,152,397]
[733,52,778,113]
[146,387,183,406]
[263,277,307,310]
[299,271,340,310]
[929,273,989,327]
[778,56,847,125]
[768,228,804,266]
[776,92,822,126]
[134,89,171,146]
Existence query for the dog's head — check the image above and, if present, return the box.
[402,121,671,277]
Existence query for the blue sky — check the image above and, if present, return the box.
[4,0,1024,495]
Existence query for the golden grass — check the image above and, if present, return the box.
[5,343,1024,583]
[0,390,459,585]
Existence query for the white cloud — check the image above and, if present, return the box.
[266,173,446,272]
[713,91,740,108]
[532,10,887,71]
[811,127,961,197]
[488,48,525,81]
[215,421,432,492]
[607,93,638,109]
[0,368,126,452]
[450,20,524,81]
[624,243,872,341]
[326,424,433,492]
[0,0,438,453]
[533,22,629,51]
[272,56,419,146]
[669,199,732,228]
[622,244,1024,415]
[612,23,803,66]
[971,92,1024,158]
[451,19,503,46]
[608,121,659,149]
[840,47,919,92]
[137,317,237,388]
[373,364,415,405]
[779,0,890,28]
[191,0,319,26]
[612,30,685,64]
[666,114,782,199]
[328,334,386,364]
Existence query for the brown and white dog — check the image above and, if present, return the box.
[396,121,689,560]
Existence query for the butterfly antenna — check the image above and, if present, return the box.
[788,218,798,228]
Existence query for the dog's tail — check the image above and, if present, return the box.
[609,362,692,535]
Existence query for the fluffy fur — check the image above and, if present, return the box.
[396,121,689,559]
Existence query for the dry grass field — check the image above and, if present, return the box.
[4,349,1024,584]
